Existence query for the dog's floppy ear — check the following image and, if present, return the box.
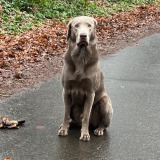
[67,20,72,40]
[90,18,97,40]
[92,17,97,27]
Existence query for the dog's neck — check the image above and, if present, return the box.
[64,40,98,78]
[70,45,93,76]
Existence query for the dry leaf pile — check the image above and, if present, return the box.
[0,4,160,98]
[0,21,67,69]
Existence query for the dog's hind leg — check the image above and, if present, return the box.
[94,95,113,136]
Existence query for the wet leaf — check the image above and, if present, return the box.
[4,158,12,160]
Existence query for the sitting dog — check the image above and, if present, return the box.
[58,16,113,141]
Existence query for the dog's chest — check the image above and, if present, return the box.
[66,78,93,94]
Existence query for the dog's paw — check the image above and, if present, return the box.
[58,125,69,136]
[79,133,90,141]
[94,128,104,136]
[58,128,68,136]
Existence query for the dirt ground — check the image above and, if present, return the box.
[0,5,160,99]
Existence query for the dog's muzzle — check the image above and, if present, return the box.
[77,33,88,46]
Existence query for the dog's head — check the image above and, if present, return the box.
[67,16,97,47]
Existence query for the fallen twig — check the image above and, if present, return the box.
[0,93,11,97]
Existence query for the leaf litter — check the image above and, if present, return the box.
[0,4,160,99]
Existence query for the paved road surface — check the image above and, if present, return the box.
[0,33,160,160]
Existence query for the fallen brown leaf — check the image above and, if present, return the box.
[4,158,12,160]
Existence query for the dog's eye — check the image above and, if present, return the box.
[88,24,91,28]
[75,24,79,28]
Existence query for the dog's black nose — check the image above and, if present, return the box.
[80,33,87,38]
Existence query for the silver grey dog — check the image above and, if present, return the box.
[58,16,113,141]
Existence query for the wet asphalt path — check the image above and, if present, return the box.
[0,33,160,160]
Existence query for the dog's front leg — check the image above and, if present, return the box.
[58,90,71,136]
[80,92,95,141]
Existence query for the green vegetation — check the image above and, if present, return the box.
[107,0,158,12]
[0,0,158,34]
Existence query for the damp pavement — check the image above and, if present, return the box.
[0,33,160,160]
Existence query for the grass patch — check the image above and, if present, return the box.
[106,0,158,12]
[0,0,158,34]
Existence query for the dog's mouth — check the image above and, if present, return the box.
[77,41,88,47]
